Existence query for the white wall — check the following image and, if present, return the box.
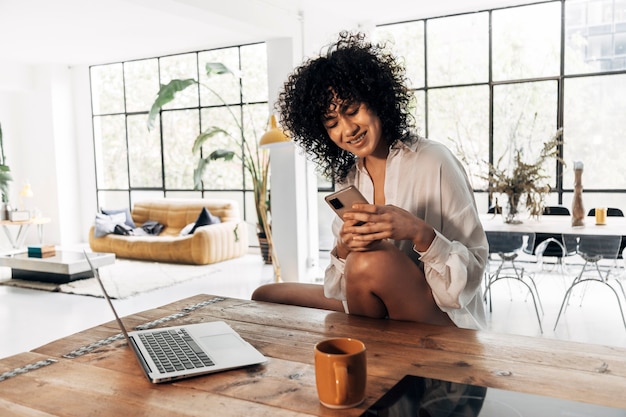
[71,65,100,245]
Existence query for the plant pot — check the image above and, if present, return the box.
[257,232,272,265]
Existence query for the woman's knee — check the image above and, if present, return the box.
[344,244,401,285]
[346,250,382,276]
[251,283,281,302]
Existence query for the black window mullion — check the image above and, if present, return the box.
[423,19,429,138]
[152,57,166,196]
[488,9,495,209]
[121,62,132,207]
[556,0,566,204]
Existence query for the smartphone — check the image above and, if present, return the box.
[324,186,368,224]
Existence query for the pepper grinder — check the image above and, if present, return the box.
[571,161,585,227]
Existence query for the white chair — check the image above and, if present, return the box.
[534,236,567,274]
[528,236,572,293]
[554,234,626,330]
[484,231,543,333]
[525,206,573,276]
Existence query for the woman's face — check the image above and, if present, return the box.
[322,99,387,159]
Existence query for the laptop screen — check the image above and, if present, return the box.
[360,375,625,416]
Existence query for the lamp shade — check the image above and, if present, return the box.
[259,115,290,147]
[20,183,33,198]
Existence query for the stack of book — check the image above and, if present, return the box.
[27,245,56,258]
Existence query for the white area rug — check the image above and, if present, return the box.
[0,259,220,299]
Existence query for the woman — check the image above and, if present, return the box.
[252,32,488,329]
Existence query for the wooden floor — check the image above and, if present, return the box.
[1,248,625,360]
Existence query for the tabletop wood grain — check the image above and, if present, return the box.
[1,294,625,416]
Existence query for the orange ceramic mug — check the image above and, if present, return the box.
[314,338,367,409]
[595,207,607,225]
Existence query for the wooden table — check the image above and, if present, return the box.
[1,295,626,416]
[0,217,51,249]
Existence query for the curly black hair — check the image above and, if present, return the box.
[278,31,414,182]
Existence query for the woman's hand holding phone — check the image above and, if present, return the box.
[325,186,383,253]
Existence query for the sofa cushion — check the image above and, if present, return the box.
[141,220,164,235]
[102,207,136,228]
[181,207,221,236]
[131,199,240,230]
[94,212,127,237]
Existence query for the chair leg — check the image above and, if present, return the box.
[613,279,626,300]
[554,282,580,331]
[562,265,587,312]
[484,276,543,334]
[483,277,494,313]
[517,277,543,334]
[525,274,544,315]
[555,279,626,331]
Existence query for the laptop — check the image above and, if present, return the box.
[84,251,267,383]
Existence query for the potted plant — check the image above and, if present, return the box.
[0,122,12,218]
[147,63,273,263]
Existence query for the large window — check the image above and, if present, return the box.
[90,43,268,242]
[370,0,626,215]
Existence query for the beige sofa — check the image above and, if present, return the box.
[89,199,248,265]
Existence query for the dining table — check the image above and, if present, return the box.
[480,213,626,236]
[1,294,626,416]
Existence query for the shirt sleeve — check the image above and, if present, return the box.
[324,216,347,300]
[415,228,483,311]
[414,146,489,313]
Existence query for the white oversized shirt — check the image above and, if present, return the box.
[325,135,488,329]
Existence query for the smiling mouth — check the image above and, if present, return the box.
[348,132,366,146]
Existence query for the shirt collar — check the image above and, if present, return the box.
[355,134,420,171]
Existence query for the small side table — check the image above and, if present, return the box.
[0,217,51,249]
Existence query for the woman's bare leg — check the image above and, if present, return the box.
[344,241,454,326]
[251,242,453,326]
[251,283,344,311]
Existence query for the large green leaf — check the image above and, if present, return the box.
[191,126,230,154]
[208,149,235,161]
[192,150,236,190]
[0,165,11,201]
[205,62,235,77]
[0,122,6,166]
[147,78,197,130]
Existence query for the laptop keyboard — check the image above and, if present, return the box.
[139,329,215,374]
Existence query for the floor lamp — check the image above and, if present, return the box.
[259,115,290,282]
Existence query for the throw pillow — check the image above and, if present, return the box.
[113,223,134,236]
[94,212,127,237]
[101,207,136,228]
[180,222,195,236]
[180,207,221,236]
[141,220,164,235]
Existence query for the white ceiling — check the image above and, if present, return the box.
[0,0,537,66]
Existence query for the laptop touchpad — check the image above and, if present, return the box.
[200,333,245,350]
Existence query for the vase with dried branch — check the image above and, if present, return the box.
[484,128,564,223]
